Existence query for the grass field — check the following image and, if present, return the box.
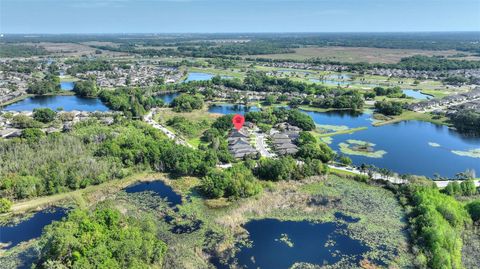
[251,46,475,63]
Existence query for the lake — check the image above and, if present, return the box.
[402,89,433,100]
[307,110,480,177]
[208,104,260,115]
[184,72,214,82]
[157,92,180,104]
[60,81,75,91]
[124,180,182,207]
[221,219,369,269]
[0,207,67,250]
[2,95,109,112]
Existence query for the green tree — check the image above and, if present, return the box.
[73,79,98,97]
[33,108,56,123]
[460,180,477,196]
[37,207,167,269]
[21,128,45,143]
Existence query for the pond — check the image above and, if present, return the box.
[310,78,352,86]
[306,110,480,177]
[327,74,352,80]
[184,72,214,82]
[124,180,182,207]
[208,104,260,115]
[402,89,433,100]
[0,207,67,250]
[221,219,369,269]
[2,95,109,112]
[156,92,180,104]
[60,81,75,91]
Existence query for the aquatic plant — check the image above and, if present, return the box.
[339,139,387,158]
[428,142,441,147]
[451,148,480,158]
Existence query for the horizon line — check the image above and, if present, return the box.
[1,31,480,36]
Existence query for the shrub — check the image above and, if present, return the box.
[466,200,480,222]
[37,208,167,268]
[0,198,12,213]
[33,108,56,123]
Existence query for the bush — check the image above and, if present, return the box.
[33,108,56,123]
[255,156,325,181]
[287,110,315,131]
[0,198,12,213]
[171,93,204,112]
[211,114,234,132]
[200,164,262,199]
[374,100,404,116]
[466,200,480,222]
[11,114,42,128]
[73,79,98,97]
[296,142,334,163]
[409,186,471,269]
[37,208,167,268]
[21,128,45,143]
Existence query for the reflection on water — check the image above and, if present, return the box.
[305,109,480,177]
[3,95,109,112]
[0,207,67,250]
[215,219,369,269]
[208,104,260,115]
[124,180,182,207]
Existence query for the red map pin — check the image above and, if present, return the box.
[232,114,245,131]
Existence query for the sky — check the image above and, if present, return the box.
[0,0,479,33]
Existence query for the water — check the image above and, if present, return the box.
[327,74,352,80]
[227,219,369,269]
[310,78,352,86]
[334,212,360,223]
[2,95,109,112]
[124,180,182,207]
[301,109,372,129]
[208,104,260,115]
[60,81,75,91]
[0,207,67,250]
[156,92,180,104]
[306,110,480,177]
[184,72,214,82]
[402,89,433,100]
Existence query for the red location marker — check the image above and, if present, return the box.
[232,114,245,131]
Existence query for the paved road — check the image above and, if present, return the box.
[145,109,478,188]
[254,131,275,158]
[328,164,480,188]
[144,109,193,148]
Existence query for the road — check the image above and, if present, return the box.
[144,109,193,148]
[254,131,275,158]
[144,110,478,189]
[328,164,480,188]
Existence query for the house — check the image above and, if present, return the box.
[227,129,258,159]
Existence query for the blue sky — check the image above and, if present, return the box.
[1,0,479,33]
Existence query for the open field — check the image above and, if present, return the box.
[19,42,128,57]
[251,46,478,63]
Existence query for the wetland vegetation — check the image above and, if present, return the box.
[1,32,480,269]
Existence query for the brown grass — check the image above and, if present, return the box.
[252,46,473,64]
